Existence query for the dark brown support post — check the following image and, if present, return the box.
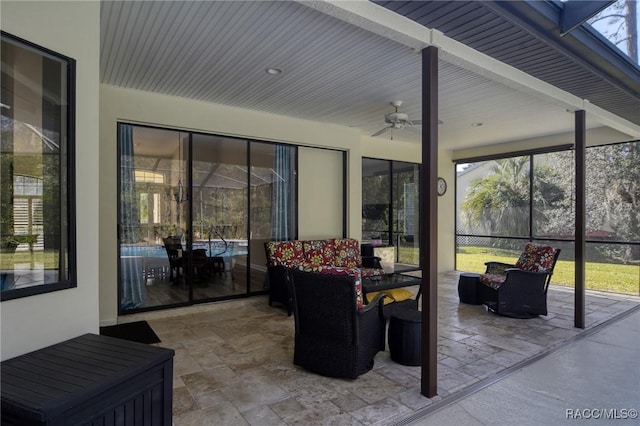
[575,109,586,328]
[420,46,438,398]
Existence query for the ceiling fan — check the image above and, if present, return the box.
[371,100,422,139]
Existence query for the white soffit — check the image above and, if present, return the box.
[100,0,640,151]
[308,0,640,138]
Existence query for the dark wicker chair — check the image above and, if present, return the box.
[163,236,183,284]
[289,269,386,379]
[478,242,561,318]
[264,242,294,316]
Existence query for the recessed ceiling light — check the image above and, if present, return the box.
[266,67,282,75]
[471,122,483,127]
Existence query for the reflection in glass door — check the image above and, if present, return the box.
[393,161,420,265]
[362,158,420,267]
[191,134,248,300]
[249,143,297,293]
[119,124,189,311]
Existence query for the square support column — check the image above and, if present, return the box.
[575,109,586,328]
[420,46,438,398]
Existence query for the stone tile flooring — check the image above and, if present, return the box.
[128,271,639,425]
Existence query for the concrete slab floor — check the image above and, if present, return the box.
[409,308,640,426]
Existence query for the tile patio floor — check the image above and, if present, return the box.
[126,271,639,425]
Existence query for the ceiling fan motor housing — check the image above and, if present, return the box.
[385,112,409,124]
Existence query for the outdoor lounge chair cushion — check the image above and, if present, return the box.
[333,238,360,268]
[366,288,414,304]
[266,240,304,267]
[302,239,335,267]
[479,273,506,289]
[514,242,559,272]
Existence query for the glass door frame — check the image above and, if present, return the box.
[117,122,299,315]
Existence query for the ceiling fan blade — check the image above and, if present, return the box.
[371,126,391,137]
[409,119,444,125]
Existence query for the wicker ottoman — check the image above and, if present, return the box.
[388,308,422,366]
[458,272,482,305]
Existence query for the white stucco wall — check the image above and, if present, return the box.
[298,148,344,239]
[437,149,456,272]
[1,1,100,361]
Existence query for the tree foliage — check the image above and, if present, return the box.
[458,142,639,264]
[461,156,565,240]
[553,141,640,263]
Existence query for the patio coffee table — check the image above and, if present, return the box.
[362,272,422,303]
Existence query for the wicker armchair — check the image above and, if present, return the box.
[478,242,561,318]
[289,269,386,379]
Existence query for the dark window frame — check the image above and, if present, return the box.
[362,157,421,263]
[0,31,77,301]
[116,121,305,315]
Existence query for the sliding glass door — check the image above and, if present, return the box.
[118,123,297,313]
[362,158,420,266]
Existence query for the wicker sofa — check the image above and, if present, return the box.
[264,238,384,315]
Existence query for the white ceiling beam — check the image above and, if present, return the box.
[301,0,640,138]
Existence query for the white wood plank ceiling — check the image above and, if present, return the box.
[101,0,585,149]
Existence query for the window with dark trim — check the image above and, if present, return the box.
[0,31,76,301]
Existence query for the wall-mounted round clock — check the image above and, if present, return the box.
[437,177,447,196]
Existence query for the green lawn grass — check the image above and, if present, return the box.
[398,245,639,295]
[456,250,639,296]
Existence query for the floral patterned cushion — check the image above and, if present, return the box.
[297,265,364,310]
[479,273,506,290]
[303,239,335,267]
[266,240,304,267]
[515,242,558,272]
[333,238,361,268]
